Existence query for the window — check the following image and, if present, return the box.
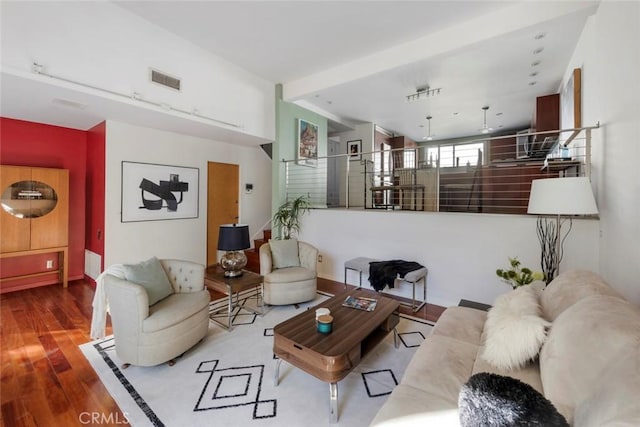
[426,141,485,167]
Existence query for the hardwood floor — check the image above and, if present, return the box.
[0,280,125,427]
[0,278,444,427]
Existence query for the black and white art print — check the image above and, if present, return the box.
[121,161,199,222]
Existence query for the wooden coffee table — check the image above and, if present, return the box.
[205,265,264,331]
[273,288,400,423]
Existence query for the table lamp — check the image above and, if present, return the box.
[218,224,250,277]
[527,177,598,282]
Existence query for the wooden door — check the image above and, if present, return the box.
[0,165,31,252]
[207,162,239,266]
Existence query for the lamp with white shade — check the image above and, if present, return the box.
[527,177,598,283]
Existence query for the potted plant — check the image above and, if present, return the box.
[272,195,311,240]
[496,257,545,289]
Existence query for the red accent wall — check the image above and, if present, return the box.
[86,122,106,278]
[1,117,88,291]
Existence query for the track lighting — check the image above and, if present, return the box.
[30,61,243,129]
[406,86,442,103]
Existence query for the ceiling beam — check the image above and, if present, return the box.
[283,1,599,101]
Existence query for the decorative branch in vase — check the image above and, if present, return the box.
[496,257,545,289]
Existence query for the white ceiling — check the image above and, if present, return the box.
[1,1,600,144]
[115,1,511,83]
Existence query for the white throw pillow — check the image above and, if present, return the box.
[269,239,301,269]
[481,286,550,371]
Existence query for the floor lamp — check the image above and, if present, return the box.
[527,177,598,283]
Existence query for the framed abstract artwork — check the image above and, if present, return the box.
[296,118,318,167]
[121,161,199,222]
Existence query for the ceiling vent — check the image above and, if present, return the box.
[150,69,181,91]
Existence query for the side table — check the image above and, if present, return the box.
[205,265,264,331]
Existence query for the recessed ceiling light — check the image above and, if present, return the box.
[534,32,546,40]
[418,124,424,128]
[529,81,537,86]
[530,71,539,77]
[453,112,459,116]
[533,47,544,55]
[496,112,503,116]
[314,94,320,98]
[326,100,332,105]
[531,60,541,67]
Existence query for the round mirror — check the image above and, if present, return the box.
[1,180,58,218]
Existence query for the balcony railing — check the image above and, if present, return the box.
[282,125,598,215]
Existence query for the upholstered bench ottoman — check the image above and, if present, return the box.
[344,257,428,312]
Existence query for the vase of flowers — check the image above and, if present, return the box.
[496,257,545,289]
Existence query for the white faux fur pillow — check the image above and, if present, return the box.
[481,285,550,371]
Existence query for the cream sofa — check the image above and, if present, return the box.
[371,270,640,426]
[104,259,210,367]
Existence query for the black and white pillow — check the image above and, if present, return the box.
[458,372,568,427]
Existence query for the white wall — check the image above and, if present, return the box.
[105,121,271,266]
[563,2,640,304]
[0,1,275,141]
[336,123,375,207]
[300,209,600,308]
[298,2,639,309]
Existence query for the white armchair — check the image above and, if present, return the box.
[104,259,210,367]
[259,240,318,305]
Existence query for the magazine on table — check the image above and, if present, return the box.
[342,295,377,312]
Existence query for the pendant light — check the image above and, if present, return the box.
[425,116,433,141]
[480,106,492,134]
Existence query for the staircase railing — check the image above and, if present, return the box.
[281,124,598,215]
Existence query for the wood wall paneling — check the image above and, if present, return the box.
[489,137,517,162]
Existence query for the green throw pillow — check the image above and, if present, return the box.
[269,239,301,269]
[123,257,174,305]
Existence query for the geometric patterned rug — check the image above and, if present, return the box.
[80,292,433,427]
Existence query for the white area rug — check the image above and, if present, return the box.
[80,292,433,427]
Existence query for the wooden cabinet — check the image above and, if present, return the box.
[0,165,69,288]
[533,93,560,135]
[532,93,560,148]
